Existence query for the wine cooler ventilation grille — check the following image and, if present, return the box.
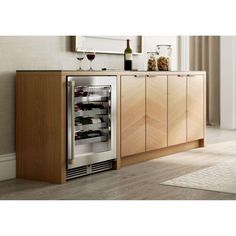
[66,160,113,180]
[92,160,113,172]
[66,166,87,179]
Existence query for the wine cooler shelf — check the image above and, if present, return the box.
[75,134,108,145]
[75,122,107,132]
[75,96,108,103]
[75,108,107,117]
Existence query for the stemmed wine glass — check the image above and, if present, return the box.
[86,50,96,70]
[76,51,85,70]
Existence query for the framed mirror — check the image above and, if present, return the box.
[71,36,142,55]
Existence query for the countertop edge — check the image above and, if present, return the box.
[16,70,206,76]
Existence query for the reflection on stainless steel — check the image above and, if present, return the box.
[69,80,75,165]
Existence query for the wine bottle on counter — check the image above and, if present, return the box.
[124,39,132,71]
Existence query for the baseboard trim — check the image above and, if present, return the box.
[0,153,16,181]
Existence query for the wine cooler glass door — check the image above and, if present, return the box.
[67,76,116,169]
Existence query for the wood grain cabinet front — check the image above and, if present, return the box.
[168,75,187,146]
[187,74,204,141]
[146,75,168,151]
[16,72,66,184]
[120,75,146,157]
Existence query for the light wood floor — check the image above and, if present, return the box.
[2,127,236,200]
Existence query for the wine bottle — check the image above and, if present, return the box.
[87,130,102,138]
[76,103,105,111]
[91,118,103,124]
[124,39,132,71]
[75,117,91,125]
[75,130,102,140]
[75,117,104,126]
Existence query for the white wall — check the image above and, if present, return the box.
[89,36,179,71]
[141,36,179,70]
[220,36,236,129]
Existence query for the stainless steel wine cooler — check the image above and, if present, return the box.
[66,76,117,179]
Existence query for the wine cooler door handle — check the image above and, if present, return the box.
[69,80,75,165]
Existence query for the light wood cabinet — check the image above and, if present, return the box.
[16,72,66,184]
[187,75,204,141]
[146,75,167,151]
[120,75,146,157]
[16,70,206,183]
[168,75,187,146]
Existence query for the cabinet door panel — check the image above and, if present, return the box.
[121,76,145,157]
[168,75,187,146]
[146,75,167,151]
[187,75,204,141]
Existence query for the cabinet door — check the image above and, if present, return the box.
[146,75,167,151]
[187,74,204,141]
[121,76,145,157]
[168,75,187,146]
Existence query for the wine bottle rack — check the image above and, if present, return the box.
[74,96,108,103]
[75,134,108,145]
[75,108,107,117]
[75,122,107,132]
[73,84,111,144]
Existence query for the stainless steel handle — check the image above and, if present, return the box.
[146,75,157,78]
[187,74,198,77]
[69,80,75,165]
